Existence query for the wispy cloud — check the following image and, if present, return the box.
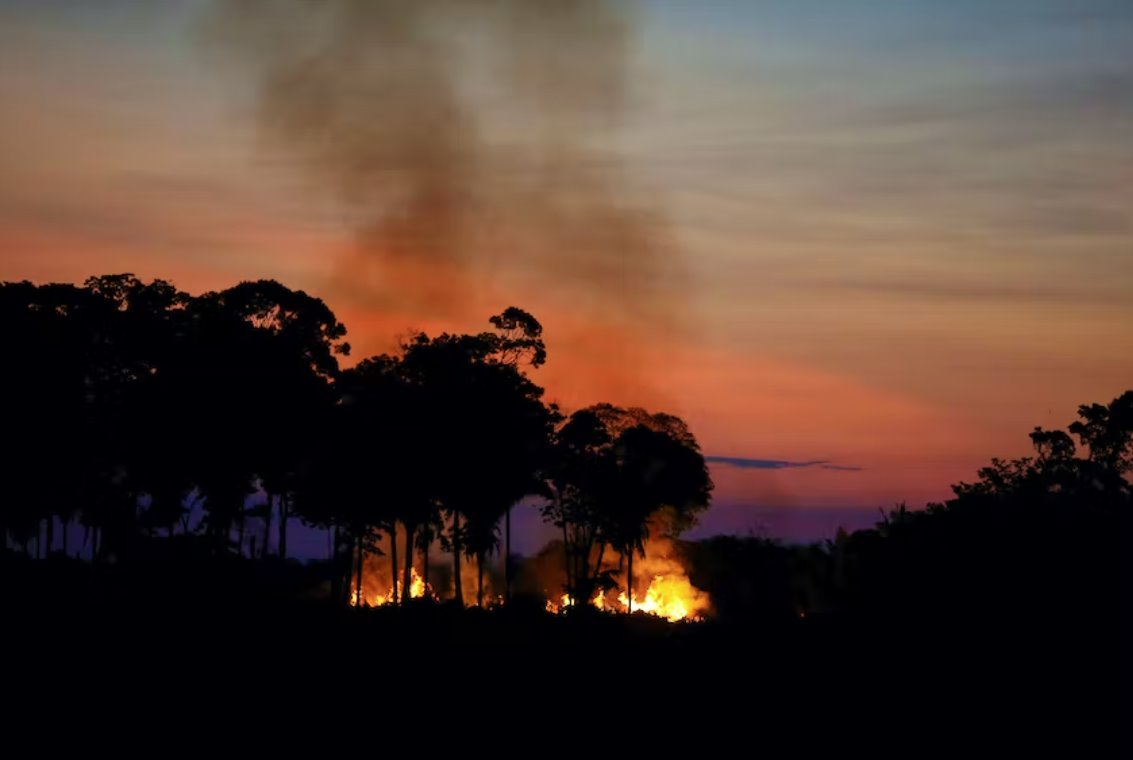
[706,456,863,472]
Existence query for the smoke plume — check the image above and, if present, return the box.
[205,0,681,326]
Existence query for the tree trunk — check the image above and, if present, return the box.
[422,535,430,595]
[561,522,574,604]
[402,524,415,605]
[626,551,633,614]
[476,552,485,608]
[592,542,606,593]
[451,512,463,605]
[278,495,288,560]
[262,493,273,559]
[329,525,342,604]
[389,526,399,604]
[504,506,511,604]
[355,531,365,606]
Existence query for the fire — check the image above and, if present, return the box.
[545,574,709,622]
[350,567,434,607]
[617,575,701,622]
[546,594,571,613]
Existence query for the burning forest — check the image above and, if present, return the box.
[348,528,712,624]
[538,535,712,622]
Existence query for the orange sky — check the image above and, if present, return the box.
[2,1,1131,540]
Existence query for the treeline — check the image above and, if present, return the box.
[0,274,712,607]
[686,392,1130,625]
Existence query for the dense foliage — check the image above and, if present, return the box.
[0,274,713,608]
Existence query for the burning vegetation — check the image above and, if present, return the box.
[350,567,433,607]
[331,381,714,624]
[545,574,710,622]
[348,526,712,624]
[541,534,711,622]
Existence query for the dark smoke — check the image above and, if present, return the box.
[204,0,682,325]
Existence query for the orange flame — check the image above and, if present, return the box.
[545,573,709,622]
[350,567,434,607]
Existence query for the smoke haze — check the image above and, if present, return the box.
[205,0,682,329]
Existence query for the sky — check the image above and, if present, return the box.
[1,0,1131,547]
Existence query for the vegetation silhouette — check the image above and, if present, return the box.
[0,274,718,608]
[0,274,1125,747]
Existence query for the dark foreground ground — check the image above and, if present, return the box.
[3,558,1126,753]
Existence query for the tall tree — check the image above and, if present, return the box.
[542,404,712,609]
[210,280,348,559]
[542,407,617,605]
[398,309,554,606]
[607,423,712,610]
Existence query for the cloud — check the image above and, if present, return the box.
[706,456,863,472]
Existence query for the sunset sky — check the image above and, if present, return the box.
[2,0,1131,546]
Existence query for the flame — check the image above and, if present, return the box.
[545,573,709,622]
[616,575,700,622]
[547,593,574,614]
[350,567,434,607]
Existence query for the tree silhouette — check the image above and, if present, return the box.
[608,423,713,611]
[208,280,348,559]
[484,307,551,601]
[1068,391,1133,482]
[542,407,616,604]
[0,281,87,556]
[0,275,194,560]
[825,393,1132,622]
[336,354,432,603]
[543,405,712,608]
[486,306,547,369]
[398,317,554,606]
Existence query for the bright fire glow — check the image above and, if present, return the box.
[350,567,433,607]
[545,574,709,622]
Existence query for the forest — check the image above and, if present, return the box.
[0,274,718,610]
[1,274,1126,741]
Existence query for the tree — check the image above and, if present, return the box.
[0,275,189,561]
[336,355,433,604]
[608,423,712,611]
[1069,391,1133,478]
[0,281,89,556]
[208,280,348,559]
[483,307,551,601]
[543,405,713,609]
[457,358,554,607]
[847,391,1133,621]
[542,407,617,605]
[486,307,546,368]
[398,315,555,606]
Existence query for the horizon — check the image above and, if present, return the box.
[2,0,1131,545]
